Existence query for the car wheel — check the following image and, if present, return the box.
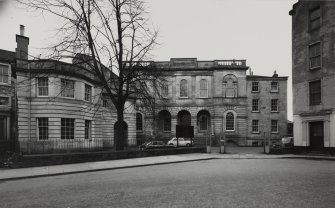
[186,143,190,147]
[169,143,173,146]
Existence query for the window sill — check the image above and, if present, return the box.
[252,132,260,134]
[270,91,279,93]
[271,111,279,113]
[252,111,260,113]
[309,66,321,71]
[251,91,259,93]
[271,132,279,134]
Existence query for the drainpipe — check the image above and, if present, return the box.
[28,63,31,153]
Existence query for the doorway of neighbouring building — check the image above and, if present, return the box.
[309,121,324,151]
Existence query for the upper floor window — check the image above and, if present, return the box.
[136,113,143,132]
[84,84,92,102]
[0,96,9,105]
[102,99,108,107]
[161,83,168,98]
[61,118,75,139]
[271,99,278,112]
[61,79,75,98]
[309,6,321,31]
[37,77,48,97]
[0,64,9,84]
[252,99,259,112]
[199,79,208,98]
[309,42,321,69]
[37,118,48,140]
[226,112,235,131]
[271,82,278,92]
[252,82,259,92]
[180,79,188,98]
[223,75,238,97]
[309,80,321,105]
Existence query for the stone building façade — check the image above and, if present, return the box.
[135,58,288,146]
[290,0,335,153]
[1,26,137,154]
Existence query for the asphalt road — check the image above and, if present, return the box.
[1,158,335,208]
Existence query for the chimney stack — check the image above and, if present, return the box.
[16,25,29,60]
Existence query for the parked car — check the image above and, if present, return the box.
[167,137,193,147]
[139,140,172,150]
[270,137,294,154]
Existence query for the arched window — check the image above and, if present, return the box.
[199,79,208,98]
[180,79,188,97]
[226,112,235,131]
[158,110,171,132]
[199,115,208,131]
[136,113,143,131]
[223,75,238,97]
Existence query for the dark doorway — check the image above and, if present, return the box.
[177,110,191,126]
[309,121,324,151]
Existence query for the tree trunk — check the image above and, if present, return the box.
[114,107,127,151]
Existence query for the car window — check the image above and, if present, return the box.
[179,138,184,141]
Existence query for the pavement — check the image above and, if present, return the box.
[1,150,335,181]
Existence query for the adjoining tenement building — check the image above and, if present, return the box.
[135,58,288,146]
[290,0,335,153]
[0,48,16,154]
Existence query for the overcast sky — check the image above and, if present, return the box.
[0,0,297,119]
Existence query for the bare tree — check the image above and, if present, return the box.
[18,0,161,150]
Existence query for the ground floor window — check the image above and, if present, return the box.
[226,112,235,131]
[0,116,7,140]
[136,113,143,132]
[252,120,259,133]
[164,118,171,132]
[271,120,278,133]
[85,120,91,140]
[38,118,48,140]
[61,118,75,139]
[199,115,208,131]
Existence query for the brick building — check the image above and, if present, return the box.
[290,0,335,153]
[135,58,288,146]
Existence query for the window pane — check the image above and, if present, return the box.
[61,79,75,98]
[180,79,187,97]
[38,77,48,96]
[85,120,91,140]
[61,118,75,139]
[271,99,278,112]
[252,82,259,92]
[226,113,234,131]
[271,82,278,92]
[252,120,259,133]
[271,120,278,133]
[136,113,143,131]
[309,80,321,105]
[38,118,48,140]
[200,79,208,97]
[85,84,92,101]
[252,99,259,112]
[199,116,208,131]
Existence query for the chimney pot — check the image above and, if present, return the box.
[20,25,25,36]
